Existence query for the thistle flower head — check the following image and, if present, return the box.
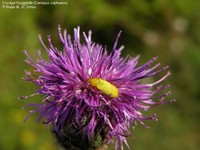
[21,25,173,150]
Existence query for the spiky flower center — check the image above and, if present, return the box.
[88,78,119,98]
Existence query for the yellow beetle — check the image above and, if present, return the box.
[88,78,119,98]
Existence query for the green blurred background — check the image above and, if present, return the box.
[0,0,200,149]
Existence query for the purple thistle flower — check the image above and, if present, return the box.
[21,25,174,150]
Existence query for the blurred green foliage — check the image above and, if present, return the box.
[0,0,200,149]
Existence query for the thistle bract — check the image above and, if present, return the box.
[21,25,173,150]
